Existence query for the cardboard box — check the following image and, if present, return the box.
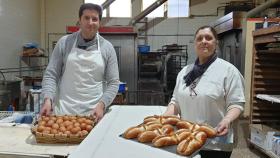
[250,124,279,151]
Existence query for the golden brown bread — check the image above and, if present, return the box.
[176,121,217,138]
[193,131,207,144]
[175,129,193,141]
[123,115,217,156]
[137,131,158,143]
[152,135,179,147]
[176,120,193,129]
[177,137,201,156]
[123,126,143,139]
[123,123,162,139]
[152,129,192,147]
[137,124,174,143]
[176,131,207,156]
[144,115,181,125]
[196,125,217,138]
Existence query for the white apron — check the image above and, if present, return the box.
[55,33,105,115]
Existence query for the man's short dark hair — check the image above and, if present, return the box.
[79,3,103,20]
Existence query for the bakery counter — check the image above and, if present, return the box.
[69,105,194,158]
[0,123,77,158]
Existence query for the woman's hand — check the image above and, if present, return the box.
[216,107,242,136]
[216,118,231,136]
[91,102,105,122]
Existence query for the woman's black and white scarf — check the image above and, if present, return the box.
[183,53,217,87]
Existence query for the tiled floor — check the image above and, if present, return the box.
[230,119,270,158]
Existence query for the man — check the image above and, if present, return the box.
[40,3,119,122]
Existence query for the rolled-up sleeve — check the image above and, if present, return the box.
[225,67,245,112]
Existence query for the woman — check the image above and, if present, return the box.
[164,26,245,158]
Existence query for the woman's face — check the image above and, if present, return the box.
[194,28,217,61]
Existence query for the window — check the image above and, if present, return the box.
[84,0,107,17]
[142,0,165,17]
[168,0,189,17]
[110,0,131,17]
[84,0,131,17]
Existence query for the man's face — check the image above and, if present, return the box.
[79,9,100,38]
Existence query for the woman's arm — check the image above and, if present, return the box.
[216,106,242,136]
[163,103,179,116]
[217,65,245,136]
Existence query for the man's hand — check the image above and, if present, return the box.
[91,102,105,122]
[216,118,231,136]
[40,98,53,116]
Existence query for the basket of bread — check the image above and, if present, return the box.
[31,115,96,144]
[122,115,217,156]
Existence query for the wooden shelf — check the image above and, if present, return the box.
[250,26,280,157]
[21,76,43,83]
[21,55,48,58]
[256,94,280,103]
[19,49,48,84]
[250,26,280,124]
[257,50,280,54]
[253,26,280,37]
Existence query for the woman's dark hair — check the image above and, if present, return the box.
[194,26,218,40]
[79,3,103,20]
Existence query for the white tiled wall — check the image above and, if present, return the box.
[0,0,40,70]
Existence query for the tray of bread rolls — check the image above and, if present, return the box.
[31,115,96,144]
[122,115,217,157]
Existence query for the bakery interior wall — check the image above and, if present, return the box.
[43,0,248,64]
[0,0,41,80]
[0,0,248,74]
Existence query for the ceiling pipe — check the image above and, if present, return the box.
[102,0,116,9]
[130,0,168,25]
[246,0,280,18]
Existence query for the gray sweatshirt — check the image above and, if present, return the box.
[42,31,119,108]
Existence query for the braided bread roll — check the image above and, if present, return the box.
[196,125,217,138]
[137,124,174,143]
[144,115,181,125]
[152,129,192,147]
[123,116,217,157]
[176,121,217,138]
[176,121,194,129]
[177,131,207,156]
[123,123,162,139]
